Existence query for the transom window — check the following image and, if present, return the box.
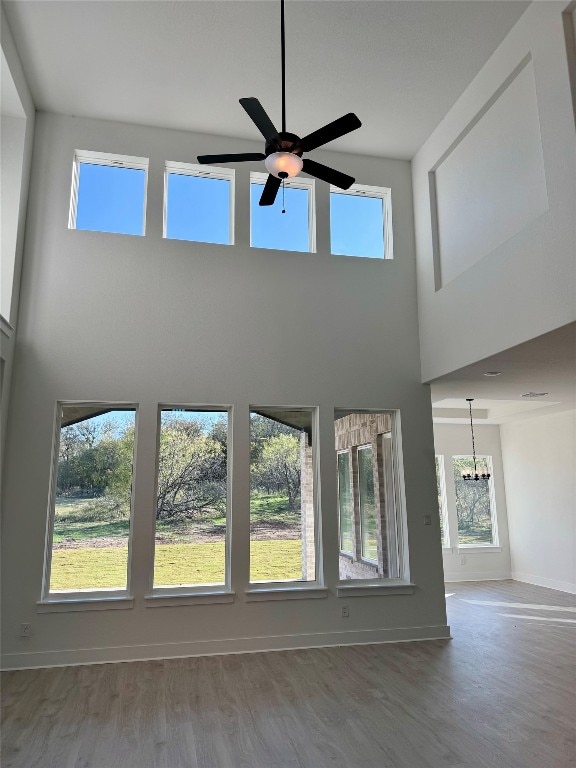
[330,183,393,259]
[69,150,148,236]
[250,172,315,253]
[164,162,234,245]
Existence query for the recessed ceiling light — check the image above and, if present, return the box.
[522,392,548,398]
[483,371,502,376]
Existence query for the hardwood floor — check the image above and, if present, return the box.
[2,581,575,767]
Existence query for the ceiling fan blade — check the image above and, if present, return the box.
[239,98,279,142]
[259,174,282,206]
[300,113,362,152]
[197,152,265,164]
[302,159,355,190]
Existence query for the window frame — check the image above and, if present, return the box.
[163,161,235,245]
[357,443,378,565]
[452,454,499,548]
[249,172,316,253]
[247,404,323,592]
[68,150,149,235]
[337,449,354,556]
[329,182,393,260]
[435,455,451,549]
[41,401,139,604]
[150,404,233,598]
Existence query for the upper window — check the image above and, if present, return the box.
[153,408,229,590]
[453,456,497,547]
[45,404,137,595]
[330,183,392,259]
[164,162,234,245]
[69,151,148,236]
[250,173,315,253]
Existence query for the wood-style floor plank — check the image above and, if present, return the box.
[2,581,575,767]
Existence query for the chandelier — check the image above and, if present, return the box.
[463,399,490,481]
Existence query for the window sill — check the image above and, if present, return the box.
[336,582,415,597]
[457,546,502,554]
[145,590,235,607]
[37,596,134,613]
[245,586,328,602]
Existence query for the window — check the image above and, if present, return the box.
[250,172,315,252]
[335,410,406,581]
[250,407,316,583]
[69,150,148,235]
[153,408,229,590]
[45,404,137,595]
[453,456,497,546]
[435,456,450,548]
[337,451,354,554]
[330,183,393,259]
[164,162,233,245]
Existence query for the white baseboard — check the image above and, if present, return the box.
[0,624,451,671]
[511,571,576,595]
[444,571,511,583]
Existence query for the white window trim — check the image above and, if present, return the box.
[164,161,235,245]
[250,172,316,253]
[42,401,139,603]
[435,455,450,549]
[329,182,394,260]
[248,405,323,591]
[150,404,233,596]
[453,454,499,547]
[357,444,378,565]
[68,150,149,234]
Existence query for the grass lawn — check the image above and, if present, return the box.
[50,540,303,591]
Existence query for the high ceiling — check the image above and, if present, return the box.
[3,0,529,159]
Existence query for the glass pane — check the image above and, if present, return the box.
[166,173,230,244]
[453,457,494,545]
[250,183,310,252]
[358,446,377,560]
[250,409,315,582]
[330,192,384,258]
[435,456,447,546]
[51,407,136,592]
[154,410,228,587]
[338,452,354,554]
[76,162,146,235]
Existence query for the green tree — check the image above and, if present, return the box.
[252,433,301,508]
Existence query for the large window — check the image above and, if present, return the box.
[250,407,316,583]
[153,408,229,589]
[45,405,137,595]
[250,173,315,252]
[453,456,497,546]
[330,183,392,259]
[164,162,233,245]
[69,151,148,236]
[335,410,405,581]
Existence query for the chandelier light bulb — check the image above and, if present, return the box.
[265,152,303,179]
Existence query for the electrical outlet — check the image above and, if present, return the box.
[423,514,432,526]
[460,556,466,566]
[19,623,31,638]
[341,606,349,618]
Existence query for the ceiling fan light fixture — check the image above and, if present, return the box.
[265,151,303,179]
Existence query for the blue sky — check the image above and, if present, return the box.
[76,162,385,257]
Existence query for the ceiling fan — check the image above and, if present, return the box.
[197,0,362,207]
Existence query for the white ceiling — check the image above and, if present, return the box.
[3,0,529,159]
[431,323,576,424]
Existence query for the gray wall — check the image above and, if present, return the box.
[1,112,448,668]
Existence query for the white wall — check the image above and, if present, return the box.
[433,423,511,582]
[413,2,576,383]
[501,409,576,594]
[0,111,448,669]
[1,7,36,468]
